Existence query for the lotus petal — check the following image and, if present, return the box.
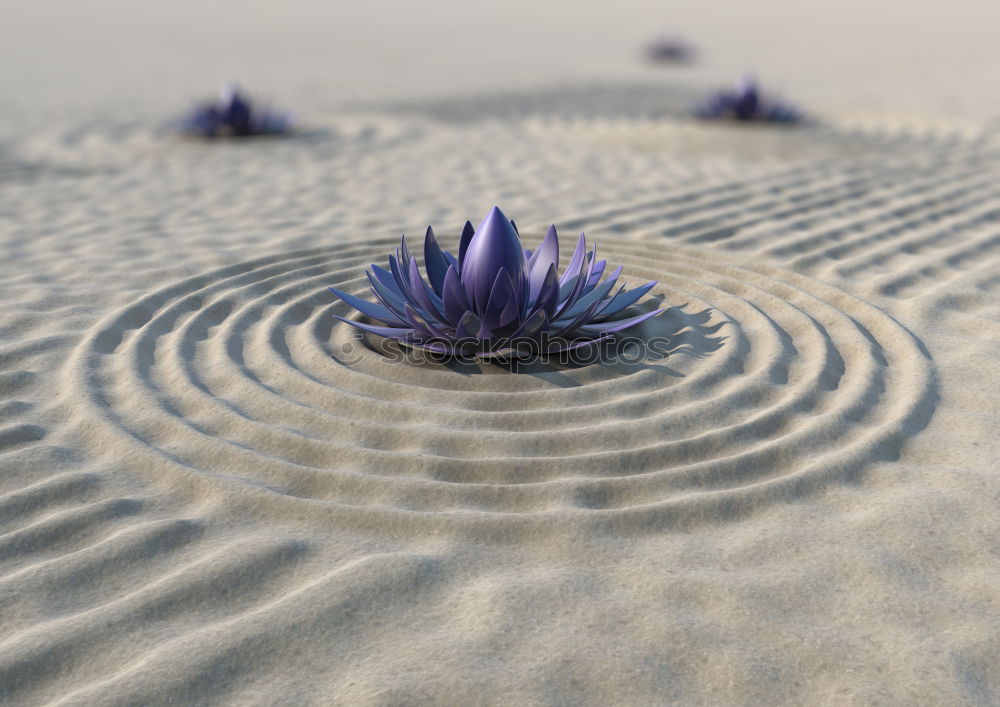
[365,271,408,320]
[458,221,475,269]
[560,233,588,289]
[535,263,560,318]
[423,226,449,295]
[595,281,657,319]
[371,264,404,297]
[507,308,549,342]
[456,310,491,340]
[442,265,470,323]
[555,265,622,323]
[585,260,607,291]
[334,315,416,339]
[402,303,446,340]
[327,286,404,326]
[483,269,518,331]
[408,258,446,324]
[527,224,559,300]
[577,308,665,335]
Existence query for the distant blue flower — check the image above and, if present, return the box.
[695,76,801,123]
[645,36,695,64]
[177,83,294,138]
[329,207,665,359]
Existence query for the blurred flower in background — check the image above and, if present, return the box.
[694,75,801,123]
[176,83,295,138]
[644,36,696,64]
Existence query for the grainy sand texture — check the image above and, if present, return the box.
[1,0,1000,705]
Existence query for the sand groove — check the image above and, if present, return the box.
[568,148,988,244]
[60,238,937,533]
[48,551,440,705]
[539,138,1000,309]
[0,530,310,703]
[18,115,423,170]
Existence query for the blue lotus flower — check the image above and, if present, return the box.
[645,36,695,64]
[329,207,665,359]
[695,75,801,123]
[177,83,294,138]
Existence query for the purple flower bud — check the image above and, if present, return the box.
[461,206,526,312]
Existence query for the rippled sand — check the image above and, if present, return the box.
[2,2,1000,704]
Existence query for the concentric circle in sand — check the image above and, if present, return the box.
[65,237,937,533]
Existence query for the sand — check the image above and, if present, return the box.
[1,0,1000,704]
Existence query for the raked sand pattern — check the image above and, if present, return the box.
[69,239,935,532]
[2,85,1000,703]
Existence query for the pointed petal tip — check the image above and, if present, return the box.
[482,205,518,231]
